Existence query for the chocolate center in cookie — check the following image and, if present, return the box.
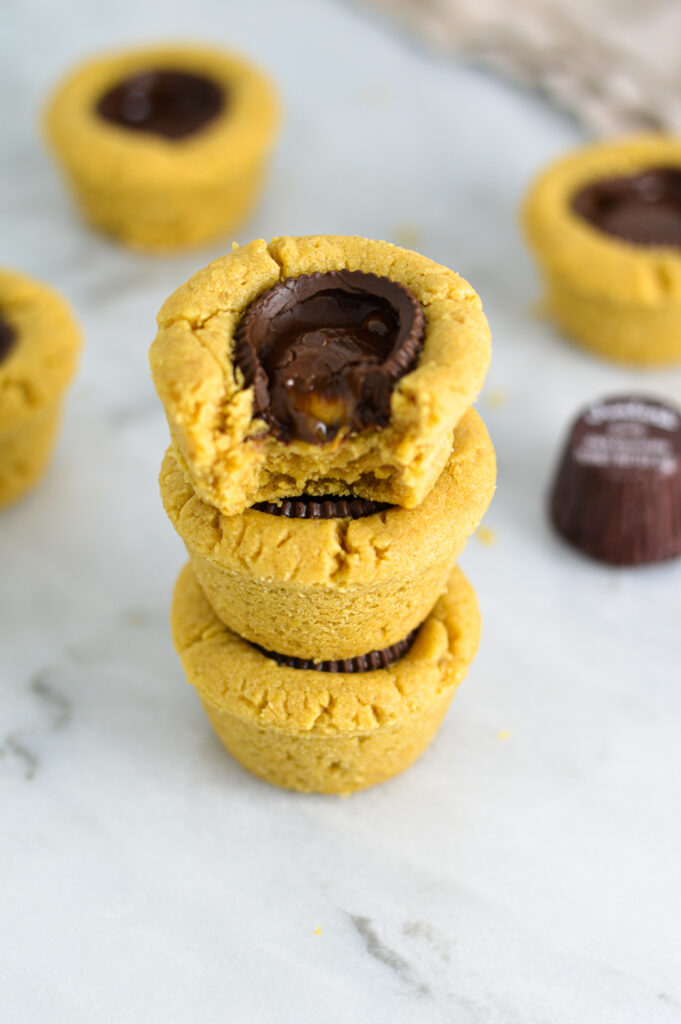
[253,493,393,519]
[0,314,17,364]
[255,628,418,672]
[234,271,426,444]
[96,69,225,139]
[572,167,681,248]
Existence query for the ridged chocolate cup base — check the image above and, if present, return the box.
[252,493,393,519]
[252,628,418,673]
[551,469,681,566]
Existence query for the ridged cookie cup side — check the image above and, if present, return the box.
[150,235,491,515]
[171,563,481,795]
[161,407,496,660]
[0,269,81,509]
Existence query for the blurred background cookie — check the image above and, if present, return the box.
[522,135,681,365]
[0,268,80,508]
[43,44,280,251]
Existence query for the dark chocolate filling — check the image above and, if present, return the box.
[253,493,393,519]
[234,271,425,444]
[254,628,418,672]
[572,167,681,248]
[96,69,225,139]
[0,314,17,364]
[550,395,681,565]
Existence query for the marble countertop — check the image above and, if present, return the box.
[2,2,681,1021]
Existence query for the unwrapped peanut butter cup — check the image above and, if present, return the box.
[234,270,425,444]
[572,167,681,249]
[97,68,226,140]
[550,395,681,565]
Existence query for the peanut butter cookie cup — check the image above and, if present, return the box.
[44,44,279,251]
[160,407,495,660]
[150,235,491,514]
[171,561,481,794]
[522,135,681,365]
[0,269,81,508]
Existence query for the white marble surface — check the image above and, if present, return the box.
[2,2,681,1021]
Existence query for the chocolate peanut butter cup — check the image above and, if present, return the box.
[572,167,681,249]
[234,271,426,444]
[97,69,225,139]
[253,493,392,519]
[550,395,681,565]
[0,314,16,364]
[255,628,418,672]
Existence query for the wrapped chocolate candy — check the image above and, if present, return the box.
[550,395,681,565]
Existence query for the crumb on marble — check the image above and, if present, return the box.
[484,389,507,408]
[392,223,421,249]
[497,729,511,742]
[476,525,497,547]
[314,926,322,936]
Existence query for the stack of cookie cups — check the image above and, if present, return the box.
[151,236,496,794]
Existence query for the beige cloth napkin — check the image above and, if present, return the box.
[357,0,681,134]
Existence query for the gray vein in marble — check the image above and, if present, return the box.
[348,911,543,1022]
[0,668,72,781]
[66,645,89,666]
[31,670,72,730]
[402,919,452,964]
[348,914,430,996]
[1,733,38,781]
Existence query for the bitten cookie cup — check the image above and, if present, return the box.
[150,235,491,515]
[0,269,81,508]
[160,407,495,659]
[171,562,481,795]
[522,136,681,365]
[43,44,279,251]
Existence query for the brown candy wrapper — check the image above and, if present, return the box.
[550,395,681,566]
